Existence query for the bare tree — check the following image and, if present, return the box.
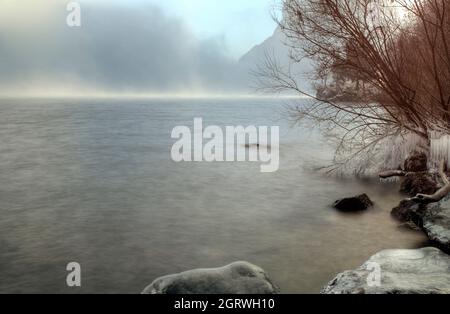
[259,0,450,176]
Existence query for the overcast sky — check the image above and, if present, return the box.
[0,0,279,96]
[144,0,278,58]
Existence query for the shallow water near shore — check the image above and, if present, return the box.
[0,98,428,294]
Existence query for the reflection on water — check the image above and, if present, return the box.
[0,98,427,293]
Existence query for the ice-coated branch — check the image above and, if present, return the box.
[379,170,408,179]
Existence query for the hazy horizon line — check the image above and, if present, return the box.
[0,92,311,100]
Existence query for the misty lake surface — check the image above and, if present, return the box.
[0,98,428,294]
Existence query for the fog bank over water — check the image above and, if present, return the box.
[0,0,251,96]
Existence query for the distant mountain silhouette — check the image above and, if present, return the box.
[239,27,315,94]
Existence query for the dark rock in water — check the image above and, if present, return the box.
[333,194,373,212]
[392,198,450,252]
[391,199,428,225]
[400,172,438,197]
[422,200,450,252]
[142,262,280,294]
[404,152,428,172]
[322,247,450,294]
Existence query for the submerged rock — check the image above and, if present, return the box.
[404,152,428,172]
[400,172,438,197]
[322,247,450,294]
[333,194,374,212]
[142,262,280,294]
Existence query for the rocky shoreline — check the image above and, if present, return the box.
[141,201,450,294]
[142,154,450,294]
[321,153,450,294]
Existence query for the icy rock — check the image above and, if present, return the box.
[322,247,450,294]
[422,200,450,252]
[404,152,428,172]
[142,262,280,294]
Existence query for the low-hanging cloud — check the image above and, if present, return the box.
[0,0,250,95]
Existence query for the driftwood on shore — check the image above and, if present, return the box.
[410,160,450,204]
[380,160,450,204]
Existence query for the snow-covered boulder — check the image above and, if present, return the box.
[142,262,279,294]
[322,248,450,294]
[423,200,450,252]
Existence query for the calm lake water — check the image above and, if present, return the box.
[0,98,427,294]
